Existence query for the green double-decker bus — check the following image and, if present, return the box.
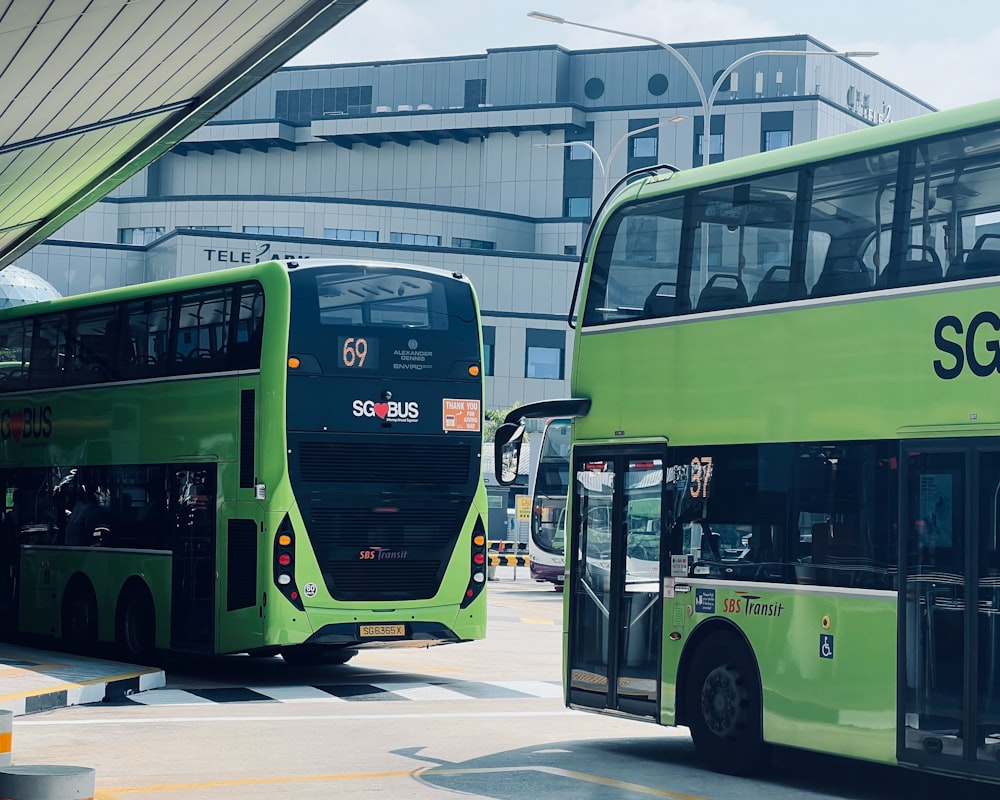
[0,258,488,664]
[496,98,1000,782]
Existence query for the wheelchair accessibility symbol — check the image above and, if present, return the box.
[820,634,835,660]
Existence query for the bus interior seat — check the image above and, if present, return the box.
[642,281,677,318]
[878,259,942,288]
[810,265,872,298]
[877,250,942,289]
[949,235,1000,280]
[750,266,806,305]
[696,274,747,312]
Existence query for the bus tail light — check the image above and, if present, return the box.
[273,515,304,611]
[460,517,488,608]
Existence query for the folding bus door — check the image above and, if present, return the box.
[899,441,1000,780]
[567,447,664,720]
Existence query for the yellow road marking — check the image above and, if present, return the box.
[520,616,556,625]
[96,769,420,797]
[96,764,710,799]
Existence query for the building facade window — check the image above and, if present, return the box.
[628,117,659,175]
[699,133,725,157]
[584,77,605,100]
[648,73,669,96]
[711,70,734,93]
[761,111,794,153]
[452,237,495,250]
[324,228,378,242]
[186,225,232,232]
[118,227,165,245]
[565,197,592,218]
[632,136,657,158]
[525,328,565,379]
[243,226,305,236]
[275,86,373,124]
[483,326,495,377]
[390,232,441,247]
[567,142,593,160]
[764,130,792,151]
[564,245,577,256]
[694,114,726,165]
[464,78,486,108]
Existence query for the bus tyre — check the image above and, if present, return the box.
[280,645,356,666]
[685,633,768,775]
[61,579,98,652]
[117,585,156,663]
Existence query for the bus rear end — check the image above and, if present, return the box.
[279,260,486,661]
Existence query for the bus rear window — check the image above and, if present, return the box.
[306,268,466,330]
[288,264,480,375]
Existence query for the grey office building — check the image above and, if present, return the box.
[17,35,933,411]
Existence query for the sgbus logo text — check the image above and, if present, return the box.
[934,312,1000,379]
[352,400,420,421]
[0,406,53,442]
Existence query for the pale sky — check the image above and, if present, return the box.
[289,0,1000,111]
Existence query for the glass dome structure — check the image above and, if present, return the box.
[0,265,62,308]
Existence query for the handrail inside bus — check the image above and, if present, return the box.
[567,163,681,330]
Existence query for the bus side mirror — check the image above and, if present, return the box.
[494,422,525,486]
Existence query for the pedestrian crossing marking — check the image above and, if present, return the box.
[112,679,563,708]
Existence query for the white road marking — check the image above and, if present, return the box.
[17,710,581,726]
[252,685,347,702]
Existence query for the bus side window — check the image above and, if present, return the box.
[229,283,264,370]
[173,287,232,373]
[0,319,31,391]
[30,315,67,389]
[122,297,170,378]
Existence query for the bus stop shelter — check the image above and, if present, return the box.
[0,0,368,271]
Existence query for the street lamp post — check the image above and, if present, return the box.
[528,11,877,168]
[535,117,685,198]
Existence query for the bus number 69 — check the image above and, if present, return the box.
[342,337,368,367]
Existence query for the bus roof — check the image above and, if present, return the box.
[0,259,477,321]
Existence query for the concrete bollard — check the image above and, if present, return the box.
[0,711,10,768]
[0,765,96,799]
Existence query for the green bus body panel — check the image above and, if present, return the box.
[574,286,997,446]
[19,546,171,643]
[0,379,249,466]
[659,586,897,764]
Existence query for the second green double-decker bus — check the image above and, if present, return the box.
[0,258,487,664]
[497,98,1000,783]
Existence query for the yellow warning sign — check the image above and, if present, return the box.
[516,494,532,521]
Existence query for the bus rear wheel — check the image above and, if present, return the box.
[61,579,98,653]
[280,645,356,666]
[685,632,768,775]
[117,585,156,663]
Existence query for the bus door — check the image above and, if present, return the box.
[568,448,664,719]
[169,466,217,652]
[900,441,1000,778]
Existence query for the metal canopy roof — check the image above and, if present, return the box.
[0,0,368,270]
